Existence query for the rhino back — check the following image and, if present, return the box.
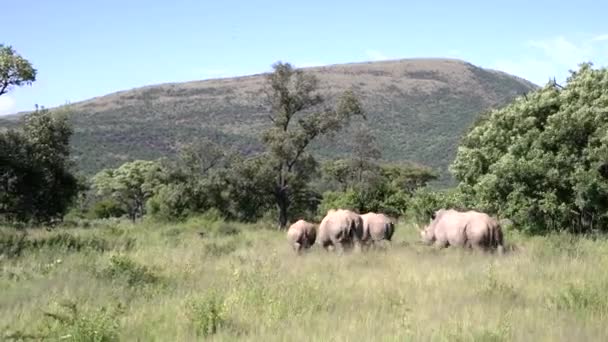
[367,213,393,241]
[435,212,469,246]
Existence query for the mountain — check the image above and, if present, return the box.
[0,58,537,184]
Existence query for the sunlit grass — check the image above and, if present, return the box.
[2,217,608,341]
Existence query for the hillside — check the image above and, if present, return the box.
[0,58,537,183]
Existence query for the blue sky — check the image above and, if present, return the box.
[2,0,608,115]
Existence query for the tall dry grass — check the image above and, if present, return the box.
[2,217,608,341]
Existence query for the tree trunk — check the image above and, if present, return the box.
[276,188,289,230]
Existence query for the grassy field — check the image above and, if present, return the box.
[2,216,608,341]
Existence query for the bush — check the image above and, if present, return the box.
[100,254,159,287]
[319,187,409,218]
[406,187,472,224]
[187,292,227,337]
[451,64,608,234]
[318,190,359,214]
[146,183,194,221]
[40,300,122,342]
[0,231,109,259]
[90,199,126,219]
[199,208,224,223]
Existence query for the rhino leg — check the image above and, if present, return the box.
[470,242,488,254]
[375,239,391,251]
[333,241,346,255]
[293,242,302,254]
[433,239,448,250]
[321,240,333,252]
[496,245,505,255]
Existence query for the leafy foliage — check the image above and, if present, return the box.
[40,301,121,342]
[90,199,126,219]
[0,44,37,96]
[406,187,472,224]
[92,160,164,221]
[187,292,227,337]
[0,107,78,223]
[261,61,364,228]
[320,163,437,217]
[451,63,608,233]
[101,254,159,287]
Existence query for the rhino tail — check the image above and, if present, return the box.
[385,222,394,241]
[351,219,362,242]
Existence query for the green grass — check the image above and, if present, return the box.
[2,217,607,341]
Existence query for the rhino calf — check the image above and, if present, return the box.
[420,209,504,254]
[287,220,317,254]
[360,212,395,250]
[317,209,363,253]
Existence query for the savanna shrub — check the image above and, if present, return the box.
[1,231,109,259]
[90,199,126,219]
[146,183,194,221]
[319,186,409,218]
[40,300,121,342]
[406,187,472,224]
[101,254,158,286]
[187,292,227,337]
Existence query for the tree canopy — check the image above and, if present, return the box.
[93,160,164,222]
[262,61,364,228]
[451,63,608,234]
[0,108,78,223]
[0,44,37,97]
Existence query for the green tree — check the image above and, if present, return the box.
[0,107,78,223]
[222,155,275,222]
[145,140,230,221]
[320,163,437,217]
[350,125,381,184]
[406,187,471,224]
[451,63,608,233]
[0,44,37,97]
[262,61,364,228]
[0,46,77,224]
[92,160,164,221]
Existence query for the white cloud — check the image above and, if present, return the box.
[491,35,608,85]
[0,95,16,116]
[591,34,608,42]
[365,49,389,61]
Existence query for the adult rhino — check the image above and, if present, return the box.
[317,209,364,252]
[420,209,504,254]
[286,219,317,254]
[360,212,395,250]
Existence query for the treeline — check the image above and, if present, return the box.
[2,43,608,234]
[75,136,437,225]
